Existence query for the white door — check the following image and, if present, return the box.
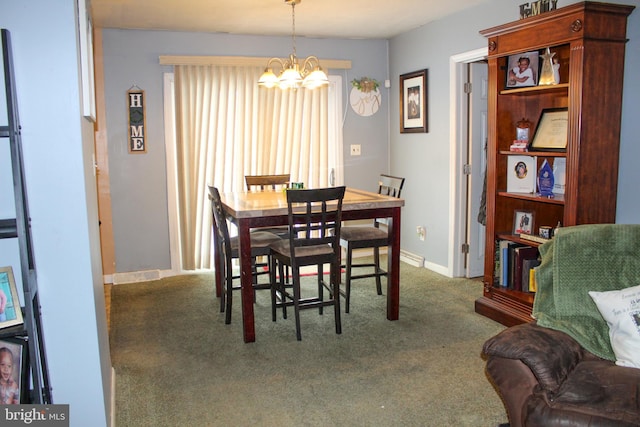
[466,62,488,278]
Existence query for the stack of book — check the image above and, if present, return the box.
[495,240,541,292]
[510,140,529,152]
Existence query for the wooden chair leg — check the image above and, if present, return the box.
[373,247,383,295]
[270,256,278,322]
[219,278,226,314]
[332,261,342,334]
[345,246,353,313]
[224,259,233,325]
[220,255,230,315]
[292,266,302,341]
[279,260,288,319]
[317,263,324,315]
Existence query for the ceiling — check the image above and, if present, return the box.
[91,0,490,39]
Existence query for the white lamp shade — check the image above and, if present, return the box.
[278,67,303,89]
[302,68,329,88]
[258,69,279,88]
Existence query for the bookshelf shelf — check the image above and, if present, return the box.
[499,150,566,157]
[474,2,633,327]
[497,191,565,205]
[499,83,569,96]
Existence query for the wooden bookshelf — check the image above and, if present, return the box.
[474,2,634,326]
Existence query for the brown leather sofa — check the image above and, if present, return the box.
[482,321,640,427]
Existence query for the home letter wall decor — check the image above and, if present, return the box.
[128,88,146,153]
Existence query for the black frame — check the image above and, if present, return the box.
[530,107,569,151]
[400,69,429,133]
[0,336,29,404]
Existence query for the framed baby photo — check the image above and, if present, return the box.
[505,51,539,88]
[0,336,29,404]
[513,210,535,235]
[0,267,23,330]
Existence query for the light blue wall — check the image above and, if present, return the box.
[389,0,640,268]
[0,1,111,425]
[102,29,390,272]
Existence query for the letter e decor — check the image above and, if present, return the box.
[128,88,146,153]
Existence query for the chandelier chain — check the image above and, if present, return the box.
[257,0,328,89]
[291,2,296,57]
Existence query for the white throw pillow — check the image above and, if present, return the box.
[589,284,640,369]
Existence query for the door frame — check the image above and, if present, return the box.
[448,47,488,277]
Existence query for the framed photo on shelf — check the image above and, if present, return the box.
[530,108,568,150]
[513,210,535,235]
[399,69,428,133]
[507,155,536,193]
[0,336,28,404]
[0,266,23,330]
[505,51,539,88]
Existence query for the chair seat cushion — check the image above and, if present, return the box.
[341,225,388,242]
[231,231,281,250]
[252,226,290,239]
[270,240,334,260]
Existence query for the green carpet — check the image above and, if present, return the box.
[110,259,507,426]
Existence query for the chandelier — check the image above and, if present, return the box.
[258,0,329,90]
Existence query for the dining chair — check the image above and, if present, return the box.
[208,186,281,324]
[245,174,292,239]
[269,186,346,340]
[339,174,405,313]
[245,174,293,282]
[245,174,291,191]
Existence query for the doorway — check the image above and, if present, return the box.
[448,48,488,278]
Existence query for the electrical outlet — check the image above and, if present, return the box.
[350,144,361,156]
[416,226,426,241]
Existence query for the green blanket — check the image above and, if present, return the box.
[532,224,640,361]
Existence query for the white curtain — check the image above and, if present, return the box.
[173,65,330,270]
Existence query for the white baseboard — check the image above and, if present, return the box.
[110,269,177,285]
[399,249,450,277]
[400,249,424,267]
[424,260,450,277]
[106,253,453,284]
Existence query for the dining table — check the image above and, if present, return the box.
[217,187,405,342]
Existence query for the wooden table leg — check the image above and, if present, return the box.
[238,220,256,342]
[387,207,401,320]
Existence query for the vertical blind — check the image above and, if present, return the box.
[173,64,330,269]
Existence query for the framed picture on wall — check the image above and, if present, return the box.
[400,69,428,133]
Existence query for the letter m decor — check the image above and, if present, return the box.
[128,88,146,153]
